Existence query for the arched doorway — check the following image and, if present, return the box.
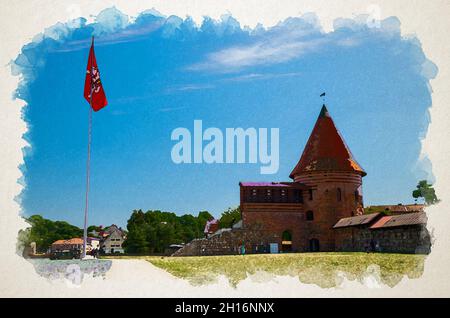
[281,230,292,252]
[309,238,320,252]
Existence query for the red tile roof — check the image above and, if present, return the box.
[333,213,381,229]
[333,212,427,230]
[370,212,427,229]
[52,238,83,245]
[290,105,366,179]
[369,216,392,229]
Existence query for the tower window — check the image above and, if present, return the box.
[306,210,314,221]
[293,189,303,203]
[280,189,288,202]
[337,188,342,202]
[265,189,273,202]
[354,190,359,203]
[249,188,258,202]
[308,189,313,201]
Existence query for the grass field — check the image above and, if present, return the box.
[104,252,426,288]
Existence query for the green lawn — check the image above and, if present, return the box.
[105,252,426,287]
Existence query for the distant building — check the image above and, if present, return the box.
[51,237,101,253]
[51,238,83,253]
[204,219,219,237]
[100,225,126,254]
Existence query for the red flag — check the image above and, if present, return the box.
[84,38,107,111]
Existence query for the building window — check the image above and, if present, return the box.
[249,188,258,202]
[280,189,287,202]
[306,210,314,221]
[265,189,273,202]
[292,189,303,203]
[354,190,359,203]
[308,189,313,201]
[337,188,342,202]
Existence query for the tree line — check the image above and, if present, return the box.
[123,207,241,254]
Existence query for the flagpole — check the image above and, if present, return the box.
[82,100,93,259]
[82,36,95,259]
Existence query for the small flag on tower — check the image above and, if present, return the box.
[84,37,108,111]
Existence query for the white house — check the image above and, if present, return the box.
[101,227,125,254]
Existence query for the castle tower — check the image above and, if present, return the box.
[290,105,366,251]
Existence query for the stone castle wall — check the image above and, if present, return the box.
[174,223,431,256]
[172,224,277,257]
[334,225,431,254]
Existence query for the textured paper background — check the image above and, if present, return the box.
[0,0,449,297]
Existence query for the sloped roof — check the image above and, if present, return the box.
[105,224,120,234]
[290,105,366,179]
[52,239,66,245]
[370,212,427,229]
[52,238,83,245]
[333,213,381,229]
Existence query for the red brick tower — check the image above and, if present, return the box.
[290,105,366,251]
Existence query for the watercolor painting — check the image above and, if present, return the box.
[2,1,449,299]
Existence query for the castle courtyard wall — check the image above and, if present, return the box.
[334,225,431,254]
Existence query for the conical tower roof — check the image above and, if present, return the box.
[289,105,366,179]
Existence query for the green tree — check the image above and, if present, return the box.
[123,209,214,254]
[412,180,439,205]
[87,225,103,236]
[122,210,150,253]
[219,207,241,228]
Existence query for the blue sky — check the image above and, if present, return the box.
[14,8,436,227]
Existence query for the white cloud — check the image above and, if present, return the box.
[185,14,380,73]
[187,36,327,72]
[223,72,302,82]
[165,83,215,93]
